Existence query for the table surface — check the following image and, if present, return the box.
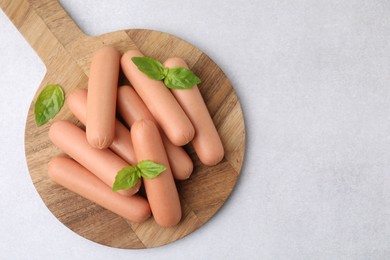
[2,0,390,259]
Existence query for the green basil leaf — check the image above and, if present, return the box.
[138,160,167,179]
[164,67,201,90]
[34,84,65,126]
[131,57,167,80]
[112,166,141,191]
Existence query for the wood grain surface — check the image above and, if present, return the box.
[0,0,246,248]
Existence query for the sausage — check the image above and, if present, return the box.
[48,157,151,222]
[49,120,140,196]
[67,88,137,165]
[121,50,195,146]
[131,119,181,227]
[117,85,193,180]
[163,57,224,166]
[87,46,120,149]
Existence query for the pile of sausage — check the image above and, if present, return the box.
[47,47,224,227]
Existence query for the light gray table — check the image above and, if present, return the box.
[1,0,390,259]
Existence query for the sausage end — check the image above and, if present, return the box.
[86,133,114,149]
[155,211,182,227]
[169,127,195,146]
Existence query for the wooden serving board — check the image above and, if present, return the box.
[1,0,246,248]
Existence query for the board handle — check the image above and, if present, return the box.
[0,0,87,66]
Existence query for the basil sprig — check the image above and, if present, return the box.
[112,160,166,191]
[34,84,65,126]
[131,57,201,89]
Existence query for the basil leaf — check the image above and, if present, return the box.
[164,67,201,90]
[112,166,141,191]
[34,84,65,126]
[131,56,201,90]
[138,160,166,179]
[131,57,167,80]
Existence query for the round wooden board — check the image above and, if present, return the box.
[15,0,246,249]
